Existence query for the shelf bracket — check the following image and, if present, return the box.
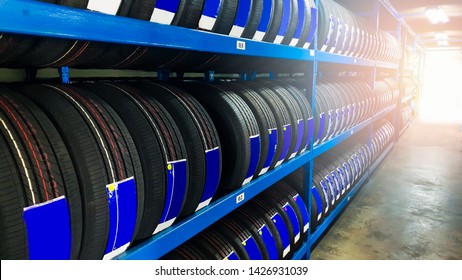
[58,66,70,84]
[157,69,171,81]
[204,70,215,83]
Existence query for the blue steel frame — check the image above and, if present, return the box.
[0,0,406,260]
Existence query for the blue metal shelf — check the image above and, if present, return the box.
[310,142,394,247]
[0,0,405,261]
[370,143,394,175]
[309,173,369,247]
[372,104,397,122]
[0,0,314,62]
[116,150,312,260]
[317,52,376,67]
[292,242,310,260]
[313,120,371,157]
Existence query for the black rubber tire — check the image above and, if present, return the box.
[135,81,221,217]
[162,242,208,260]
[214,217,257,260]
[172,0,205,28]
[203,0,239,35]
[251,195,294,259]
[263,0,283,42]
[280,0,299,45]
[16,84,144,259]
[180,82,259,196]
[0,35,36,66]
[231,208,272,260]
[248,81,291,169]
[0,87,81,259]
[240,0,264,39]
[192,227,241,260]
[226,82,277,178]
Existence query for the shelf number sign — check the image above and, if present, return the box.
[237,40,246,50]
[236,193,245,204]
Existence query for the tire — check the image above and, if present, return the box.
[179,82,259,195]
[191,227,241,260]
[172,0,205,28]
[248,81,291,169]
[16,84,144,259]
[225,82,277,177]
[135,81,221,217]
[0,87,81,259]
[82,82,188,238]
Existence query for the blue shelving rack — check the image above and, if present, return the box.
[0,0,410,260]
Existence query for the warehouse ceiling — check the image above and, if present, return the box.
[387,0,462,49]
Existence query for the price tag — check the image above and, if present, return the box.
[236,193,245,204]
[237,41,246,50]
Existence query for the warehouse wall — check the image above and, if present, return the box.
[420,50,462,123]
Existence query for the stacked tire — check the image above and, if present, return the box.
[0,0,317,69]
[163,181,309,260]
[0,82,222,259]
[292,79,396,146]
[0,79,313,259]
[317,0,401,64]
[311,119,394,230]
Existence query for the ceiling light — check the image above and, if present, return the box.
[435,32,448,40]
[425,6,449,24]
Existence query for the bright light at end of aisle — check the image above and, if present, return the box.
[420,50,462,123]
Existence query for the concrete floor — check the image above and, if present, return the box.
[311,120,462,260]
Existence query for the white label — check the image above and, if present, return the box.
[237,40,246,50]
[289,38,299,46]
[153,218,175,234]
[354,59,358,64]
[275,159,284,168]
[309,49,315,56]
[151,9,176,25]
[294,233,300,243]
[258,167,270,176]
[103,243,130,260]
[242,176,253,186]
[195,198,213,212]
[87,0,121,15]
[304,223,309,233]
[289,153,297,160]
[229,25,245,37]
[253,31,265,41]
[283,246,290,257]
[317,213,322,221]
[199,15,216,31]
[274,35,284,44]
[236,193,245,204]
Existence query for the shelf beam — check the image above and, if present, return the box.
[115,151,312,260]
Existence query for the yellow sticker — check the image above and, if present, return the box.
[283,127,287,131]
[167,164,172,171]
[107,184,116,193]
[269,130,272,135]
[259,231,263,235]
[224,257,228,260]
[242,241,247,246]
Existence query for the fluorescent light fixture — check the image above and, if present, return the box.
[425,6,449,24]
[435,32,448,40]
[437,40,449,46]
